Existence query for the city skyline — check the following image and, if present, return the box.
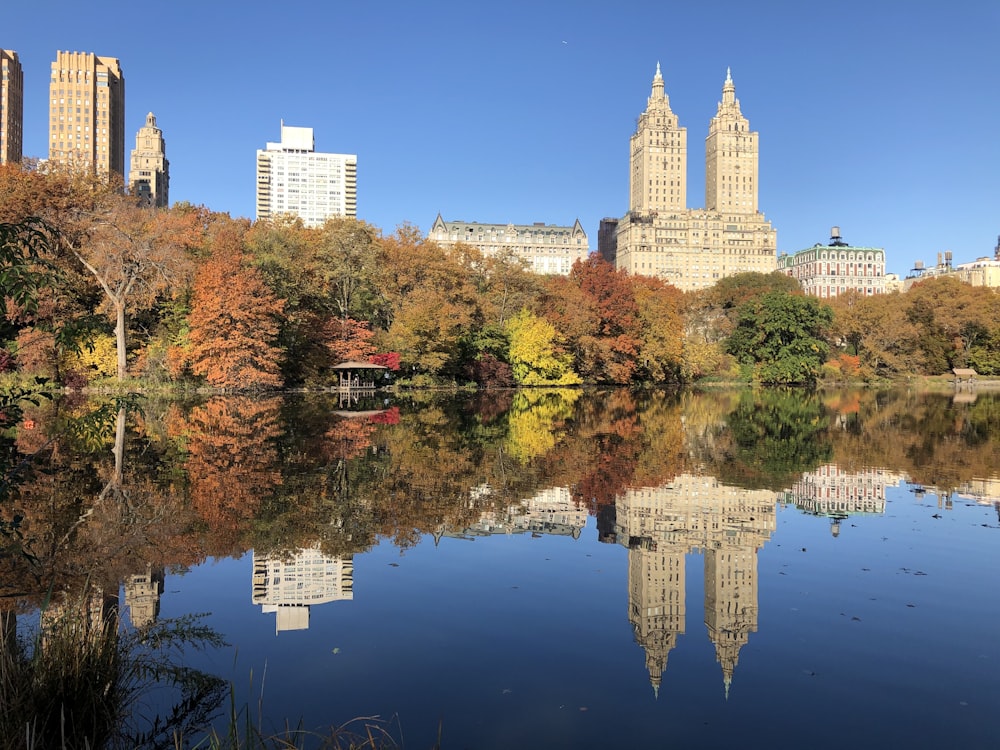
[3,1,998,277]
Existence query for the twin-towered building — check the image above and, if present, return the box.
[610,65,778,291]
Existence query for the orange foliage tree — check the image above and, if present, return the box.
[324,316,377,363]
[185,221,285,389]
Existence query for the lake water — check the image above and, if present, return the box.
[3,388,998,748]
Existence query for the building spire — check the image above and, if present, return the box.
[721,67,736,106]
[651,61,664,99]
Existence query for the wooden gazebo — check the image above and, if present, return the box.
[332,361,388,392]
[953,368,978,385]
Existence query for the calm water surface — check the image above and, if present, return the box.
[3,388,998,748]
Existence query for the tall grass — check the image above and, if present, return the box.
[0,601,437,750]
[0,594,227,750]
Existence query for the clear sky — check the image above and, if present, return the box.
[6,1,999,276]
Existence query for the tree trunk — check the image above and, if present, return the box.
[115,301,127,380]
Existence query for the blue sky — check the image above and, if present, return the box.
[6,1,999,276]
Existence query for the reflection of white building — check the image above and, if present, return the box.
[783,465,901,536]
[440,487,588,541]
[252,548,354,634]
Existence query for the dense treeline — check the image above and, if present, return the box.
[2,163,999,388]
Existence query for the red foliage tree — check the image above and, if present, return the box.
[370,351,401,371]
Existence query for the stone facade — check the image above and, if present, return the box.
[615,65,777,292]
[428,214,589,275]
[128,112,169,207]
[48,51,125,179]
[0,50,23,164]
[256,123,357,227]
[777,228,887,298]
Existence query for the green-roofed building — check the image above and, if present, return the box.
[777,227,887,299]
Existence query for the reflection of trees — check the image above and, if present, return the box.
[1,398,203,612]
[171,397,283,558]
[541,389,688,512]
[4,387,999,615]
[826,390,1000,493]
[699,389,833,490]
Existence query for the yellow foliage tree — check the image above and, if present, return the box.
[505,309,581,386]
[63,333,118,379]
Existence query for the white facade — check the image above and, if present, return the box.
[256,123,357,227]
[428,215,589,275]
[252,548,354,633]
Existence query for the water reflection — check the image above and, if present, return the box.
[4,387,999,608]
[252,549,354,634]
[1,387,998,745]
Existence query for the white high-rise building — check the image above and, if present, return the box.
[255,122,357,227]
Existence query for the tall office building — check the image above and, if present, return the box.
[615,65,777,292]
[128,112,169,207]
[0,50,23,164]
[48,51,125,179]
[256,123,357,227]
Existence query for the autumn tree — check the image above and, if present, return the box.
[70,195,201,379]
[505,308,581,386]
[247,217,384,385]
[186,221,285,389]
[828,290,919,378]
[324,316,378,363]
[632,275,684,382]
[904,277,1000,374]
[536,257,647,384]
[376,226,479,377]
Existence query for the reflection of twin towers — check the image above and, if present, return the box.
[614,466,893,698]
[614,475,776,698]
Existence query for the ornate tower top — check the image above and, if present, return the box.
[717,67,740,114]
[647,62,671,112]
